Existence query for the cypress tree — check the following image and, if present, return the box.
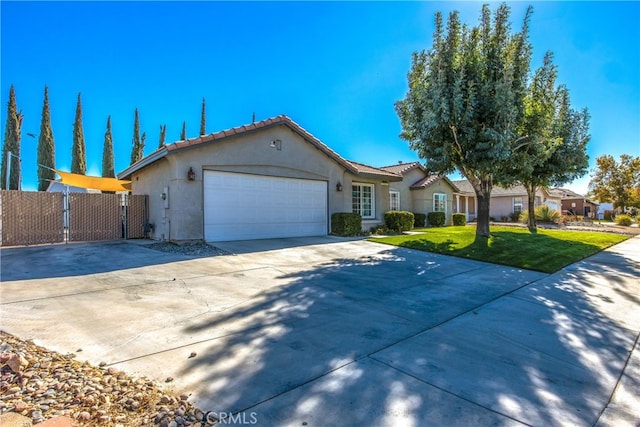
[180,121,187,140]
[130,108,145,165]
[159,124,166,148]
[102,116,115,178]
[71,93,86,174]
[200,97,206,136]
[37,86,56,191]
[1,85,23,190]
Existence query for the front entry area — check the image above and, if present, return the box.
[203,171,328,242]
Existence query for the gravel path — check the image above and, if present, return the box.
[0,331,215,426]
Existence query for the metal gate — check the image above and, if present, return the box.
[0,190,148,246]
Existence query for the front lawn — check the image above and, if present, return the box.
[369,226,628,273]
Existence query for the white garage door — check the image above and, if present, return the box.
[204,171,328,242]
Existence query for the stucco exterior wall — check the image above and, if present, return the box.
[389,168,424,213]
[130,125,389,240]
[411,180,455,225]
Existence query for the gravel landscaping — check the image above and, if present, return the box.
[0,331,214,426]
[145,241,229,257]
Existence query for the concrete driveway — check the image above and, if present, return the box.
[1,236,638,426]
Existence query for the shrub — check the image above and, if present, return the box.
[615,214,633,226]
[604,210,615,221]
[331,212,362,236]
[427,211,446,227]
[384,211,414,232]
[536,205,561,223]
[452,213,466,226]
[413,213,426,228]
[628,207,638,218]
[518,211,529,224]
[509,212,520,222]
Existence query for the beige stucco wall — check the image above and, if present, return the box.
[130,125,389,240]
[411,180,455,225]
[389,168,424,213]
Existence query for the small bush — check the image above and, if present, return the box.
[518,211,529,224]
[452,213,466,226]
[489,217,496,222]
[536,205,561,223]
[331,212,362,236]
[509,212,520,222]
[384,211,414,232]
[428,211,446,227]
[628,207,638,218]
[604,210,615,221]
[413,213,426,228]
[370,225,391,235]
[615,214,633,226]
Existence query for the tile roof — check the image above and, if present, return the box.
[452,180,532,196]
[346,161,402,180]
[379,162,423,175]
[412,175,460,192]
[119,115,400,181]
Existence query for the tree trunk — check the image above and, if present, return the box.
[475,191,491,238]
[526,183,537,233]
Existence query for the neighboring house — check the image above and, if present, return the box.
[451,180,563,221]
[553,188,599,218]
[46,181,101,193]
[380,162,460,225]
[118,115,401,242]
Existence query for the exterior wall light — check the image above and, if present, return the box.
[336,181,343,192]
[187,167,196,181]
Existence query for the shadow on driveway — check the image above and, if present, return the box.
[177,245,637,425]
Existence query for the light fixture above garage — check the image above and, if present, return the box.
[336,181,343,192]
[187,167,196,181]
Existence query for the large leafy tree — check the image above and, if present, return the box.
[200,97,206,136]
[37,86,56,190]
[512,53,590,231]
[589,154,640,211]
[102,116,115,178]
[71,93,86,174]
[396,4,532,237]
[1,85,23,190]
[130,109,145,165]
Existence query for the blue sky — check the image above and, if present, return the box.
[2,1,639,194]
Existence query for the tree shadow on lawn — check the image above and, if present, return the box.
[396,230,615,273]
[175,246,637,426]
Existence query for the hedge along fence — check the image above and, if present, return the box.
[384,211,414,232]
[331,212,362,236]
[428,211,446,227]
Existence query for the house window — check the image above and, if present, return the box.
[352,183,374,219]
[571,202,576,208]
[389,191,400,211]
[513,197,523,214]
[433,193,446,213]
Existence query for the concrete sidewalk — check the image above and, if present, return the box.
[1,236,638,426]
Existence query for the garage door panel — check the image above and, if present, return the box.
[204,171,327,242]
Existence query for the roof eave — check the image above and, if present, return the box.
[117,147,168,180]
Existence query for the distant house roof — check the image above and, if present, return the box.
[452,180,557,198]
[118,115,401,182]
[552,188,598,205]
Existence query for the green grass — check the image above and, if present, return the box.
[369,225,629,273]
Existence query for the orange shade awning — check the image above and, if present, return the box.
[54,170,132,192]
